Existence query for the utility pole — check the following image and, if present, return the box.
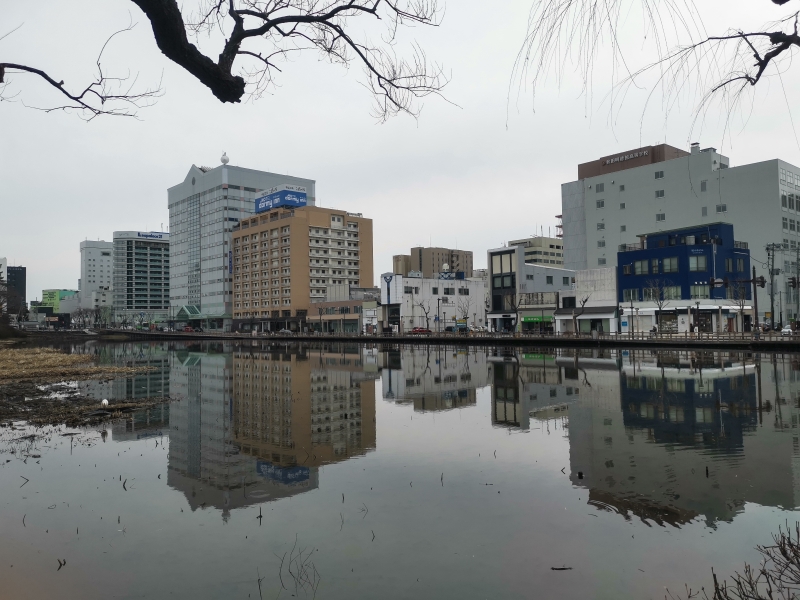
[753,266,761,331]
[766,243,782,327]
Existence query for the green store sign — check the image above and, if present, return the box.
[522,316,553,323]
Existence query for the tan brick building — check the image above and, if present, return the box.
[232,348,376,469]
[231,205,373,331]
[392,247,473,278]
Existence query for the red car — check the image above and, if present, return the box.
[411,327,432,335]
[184,326,194,332]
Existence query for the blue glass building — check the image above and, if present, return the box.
[616,223,751,332]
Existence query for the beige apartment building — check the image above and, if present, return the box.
[231,205,373,331]
[232,348,377,469]
[507,236,564,266]
[393,247,473,278]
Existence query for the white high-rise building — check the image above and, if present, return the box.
[0,257,7,283]
[561,143,800,321]
[79,240,113,309]
[168,153,315,331]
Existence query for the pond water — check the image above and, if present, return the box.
[2,341,800,599]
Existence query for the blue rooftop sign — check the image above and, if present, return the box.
[255,185,308,213]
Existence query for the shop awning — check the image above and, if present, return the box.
[553,306,617,319]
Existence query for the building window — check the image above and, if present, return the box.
[619,184,625,191]
[725,258,733,272]
[444,287,455,295]
[432,287,438,295]
[596,199,605,208]
[596,183,605,193]
[791,219,797,232]
[458,288,470,295]
[620,225,626,232]
[597,222,605,230]
[784,217,790,231]
[689,255,708,271]
[791,194,796,210]
[702,206,708,217]
[655,190,665,199]
[634,260,648,275]
[562,277,570,285]
[690,285,710,299]
[655,170,664,179]
[663,257,679,273]
[620,202,626,210]
[651,259,659,274]
[656,213,666,222]
[623,264,632,275]
[546,276,554,284]
[701,180,707,192]
[404,286,414,294]
[716,204,727,213]
[737,258,744,272]
[597,240,606,248]
[783,193,789,208]
[664,286,681,300]
[623,289,638,302]
[598,258,606,265]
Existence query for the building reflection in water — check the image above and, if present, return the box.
[232,343,377,469]
[565,349,800,526]
[165,342,377,520]
[99,340,800,528]
[380,346,489,412]
[79,342,171,402]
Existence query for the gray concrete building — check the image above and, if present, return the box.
[168,153,315,331]
[487,244,575,332]
[113,231,170,325]
[561,143,800,322]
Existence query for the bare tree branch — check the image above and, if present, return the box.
[1,22,162,120]
[513,0,800,135]
[132,0,450,120]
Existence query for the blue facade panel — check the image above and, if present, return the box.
[616,223,751,302]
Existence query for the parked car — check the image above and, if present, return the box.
[184,326,194,332]
[278,328,294,335]
[444,326,455,333]
[782,324,794,336]
[411,327,432,335]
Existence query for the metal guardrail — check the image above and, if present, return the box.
[97,328,800,344]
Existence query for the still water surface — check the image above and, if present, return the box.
[2,341,799,599]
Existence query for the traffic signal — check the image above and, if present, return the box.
[756,276,766,288]
[790,277,798,289]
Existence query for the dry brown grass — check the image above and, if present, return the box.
[0,347,150,383]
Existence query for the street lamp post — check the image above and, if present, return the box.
[696,300,701,334]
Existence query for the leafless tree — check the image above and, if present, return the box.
[571,294,590,335]
[514,0,800,134]
[415,299,432,329]
[732,281,750,332]
[2,0,448,121]
[645,278,675,333]
[0,275,8,315]
[457,296,474,321]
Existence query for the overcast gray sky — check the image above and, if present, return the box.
[3,1,800,300]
